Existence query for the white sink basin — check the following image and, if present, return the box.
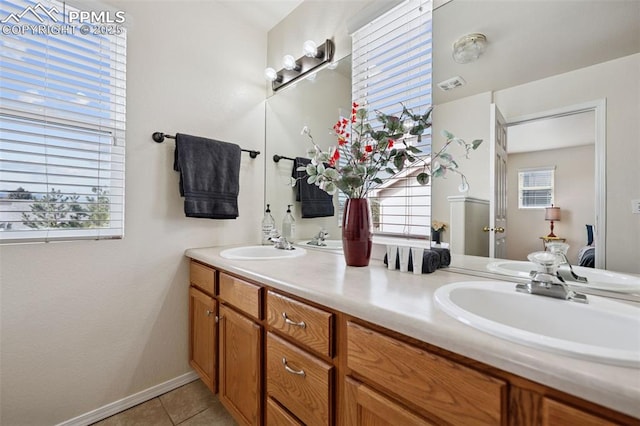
[220,245,306,260]
[296,239,343,252]
[487,260,640,293]
[434,281,640,367]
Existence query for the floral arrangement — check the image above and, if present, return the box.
[431,221,447,232]
[294,102,482,198]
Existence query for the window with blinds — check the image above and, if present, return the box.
[351,0,432,238]
[0,0,126,243]
[518,167,555,209]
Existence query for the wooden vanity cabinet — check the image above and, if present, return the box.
[217,273,262,426]
[188,262,216,393]
[188,260,638,426]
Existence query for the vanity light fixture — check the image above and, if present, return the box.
[264,39,335,91]
[545,204,561,237]
[452,33,488,64]
[282,54,300,71]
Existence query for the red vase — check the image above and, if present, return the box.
[342,198,372,267]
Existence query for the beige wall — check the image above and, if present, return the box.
[0,2,266,424]
[506,145,595,262]
[431,91,492,242]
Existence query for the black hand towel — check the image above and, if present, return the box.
[430,247,451,267]
[292,157,334,218]
[173,133,241,219]
[419,249,441,273]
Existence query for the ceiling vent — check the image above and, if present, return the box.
[437,76,466,91]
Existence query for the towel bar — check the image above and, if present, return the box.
[273,154,295,162]
[152,132,260,158]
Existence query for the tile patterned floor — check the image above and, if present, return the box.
[92,380,236,426]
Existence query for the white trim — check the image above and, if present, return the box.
[447,195,489,205]
[55,372,199,426]
[506,99,606,269]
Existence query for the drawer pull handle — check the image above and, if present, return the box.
[282,312,306,329]
[282,357,306,377]
[205,310,214,317]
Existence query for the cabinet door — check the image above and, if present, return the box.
[189,287,216,393]
[344,377,435,426]
[218,304,262,426]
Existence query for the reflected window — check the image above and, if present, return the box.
[518,167,555,209]
[351,0,432,238]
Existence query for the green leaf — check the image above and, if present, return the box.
[372,177,383,184]
[393,154,405,171]
[324,182,337,195]
[406,145,421,154]
[441,130,454,140]
[317,163,325,174]
[306,164,317,176]
[356,108,367,119]
[385,167,395,174]
[438,153,453,162]
[289,177,297,187]
[324,168,340,179]
[307,175,317,184]
[409,124,424,136]
[472,139,483,149]
[416,172,430,185]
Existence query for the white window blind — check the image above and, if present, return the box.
[0,0,126,243]
[351,0,432,238]
[518,167,555,209]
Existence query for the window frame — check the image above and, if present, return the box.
[0,0,127,244]
[517,166,555,209]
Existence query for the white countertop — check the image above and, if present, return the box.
[185,245,640,419]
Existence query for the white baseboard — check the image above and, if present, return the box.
[56,371,200,426]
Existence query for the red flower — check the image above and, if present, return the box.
[388,139,394,148]
[338,137,347,146]
[365,145,373,153]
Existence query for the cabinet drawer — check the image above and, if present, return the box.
[542,398,617,426]
[190,261,215,295]
[219,272,261,319]
[266,397,303,426]
[267,290,333,357]
[267,332,332,426]
[347,321,506,426]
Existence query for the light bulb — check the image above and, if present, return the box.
[264,67,278,82]
[303,40,318,57]
[283,54,298,71]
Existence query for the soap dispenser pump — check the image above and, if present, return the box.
[282,205,296,241]
[261,204,275,245]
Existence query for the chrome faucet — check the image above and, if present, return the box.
[267,229,294,250]
[516,251,588,303]
[546,242,588,284]
[307,228,329,246]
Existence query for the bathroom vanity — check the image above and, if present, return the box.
[186,246,639,426]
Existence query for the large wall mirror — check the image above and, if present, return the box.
[264,57,351,241]
[264,0,639,274]
[431,0,639,274]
